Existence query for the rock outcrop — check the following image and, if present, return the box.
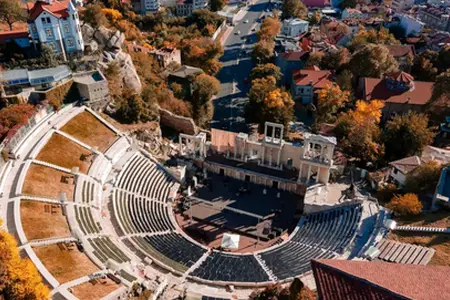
[82,24,142,93]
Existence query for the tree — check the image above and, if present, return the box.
[246,76,277,124]
[305,52,324,68]
[404,161,443,194]
[102,8,123,24]
[349,44,398,78]
[0,219,50,298]
[250,278,316,300]
[182,38,224,75]
[320,48,350,71]
[0,0,25,30]
[261,89,295,129]
[282,0,308,20]
[309,12,321,26]
[339,0,356,9]
[104,61,122,100]
[192,74,220,126]
[188,9,225,31]
[334,100,385,164]
[258,17,282,41]
[428,70,450,123]
[411,51,438,81]
[0,104,35,140]
[336,69,354,91]
[436,45,450,73]
[386,193,422,216]
[377,183,399,205]
[210,0,225,12]
[349,28,399,51]
[316,84,350,123]
[250,63,282,81]
[82,4,108,27]
[115,89,157,123]
[384,112,435,161]
[253,40,275,64]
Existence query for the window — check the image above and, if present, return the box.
[41,17,47,24]
[46,17,51,23]
[287,158,293,167]
[67,39,73,47]
[31,25,37,33]
[393,168,398,175]
[45,28,52,37]
[300,88,304,93]
[64,24,70,33]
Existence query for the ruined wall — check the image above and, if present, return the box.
[159,108,198,135]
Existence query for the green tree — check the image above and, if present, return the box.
[321,48,350,71]
[82,4,108,27]
[384,112,435,161]
[188,9,225,29]
[411,50,438,81]
[336,69,354,91]
[282,0,308,20]
[0,0,25,30]
[246,76,277,123]
[210,0,226,12]
[250,63,282,81]
[192,74,220,126]
[115,89,156,124]
[349,28,399,51]
[305,52,324,68]
[427,70,450,123]
[437,45,450,72]
[405,161,443,194]
[349,44,398,78]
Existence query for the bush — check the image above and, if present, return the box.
[386,193,422,216]
[377,183,399,205]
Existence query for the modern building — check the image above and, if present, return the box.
[291,69,333,104]
[176,0,207,16]
[27,0,84,61]
[311,259,450,300]
[360,71,434,120]
[139,0,161,14]
[391,0,414,12]
[281,19,309,37]
[0,65,72,93]
[179,122,337,194]
[73,70,110,110]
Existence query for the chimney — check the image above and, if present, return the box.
[309,80,313,86]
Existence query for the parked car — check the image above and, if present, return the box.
[235,30,241,35]
[244,19,249,23]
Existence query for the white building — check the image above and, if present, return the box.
[392,13,424,35]
[27,0,84,61]
[140,0,161,13]
[391,0,414,13]
[281,18,309,37]
[176,0,208,16]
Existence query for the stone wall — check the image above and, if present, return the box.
[159,108,198,135]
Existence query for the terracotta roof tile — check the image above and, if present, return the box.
[27,0,70,21]
[385,44,416,58]
[385,71,414,83]
[362,77,433,105]
[389,155,422,173]
[312,259,450,300]
[278,51,308,61]
[292,69,333,88]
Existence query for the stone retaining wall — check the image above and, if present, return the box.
[159,108,197,135]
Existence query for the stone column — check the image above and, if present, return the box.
[307,165,311,184]
[277,148,281,167]
[297,163,303,183]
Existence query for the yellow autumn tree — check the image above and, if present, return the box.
[350,27,399,50]
[335,100,385,164]
[102,8,123,24]
[386,193,422,216]
[0,219,50,299]
[262,89,295,129]
[317,84,350,123]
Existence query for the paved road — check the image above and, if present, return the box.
[212,0,273,133]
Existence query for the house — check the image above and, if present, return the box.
[149,47,181,69]
[389,145,450,186]
[385,44,415,70]
[360,71,434,120]
[73,69,109,110]
[275,50,308,85]
[27,0,84,61]
[168,65,203,96]
[281,19,309,37]
[0,65,72,94]
[391,0,414,13]
[291,69,333,104]
[418,6,450,32]
[311,259,450,300]
[139,0,160,14]
[341,8,364,19]
[390,14,424,35]
[0,30,30,50]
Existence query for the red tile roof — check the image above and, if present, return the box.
[278,51,308,61]
[27,0,70,22]
[385,71,414,83]
[292,69,333,88]
[385,44,416,58]
[0,30,29,44]
[312,259,450,300]
[302,0,329,7]
[362,77,433,105]
[389,155,422,173]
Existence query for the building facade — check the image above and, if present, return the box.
[179,122,337,195]
[176,0,207,16]
[418,7,450,32]
[140,0,161,14]
[27,0,84,61]
[291,69,333,104]
[281,19,309,37]
[391,0,414,13]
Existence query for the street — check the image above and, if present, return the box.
[212,0,272,132]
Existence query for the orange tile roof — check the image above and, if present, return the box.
[362,77,433,105]
[27,0,70,22]
[292,69,333,88]
[312,259,450,300]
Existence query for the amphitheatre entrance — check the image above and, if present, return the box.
[175,174,303,252]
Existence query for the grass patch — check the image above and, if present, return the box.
[71,277,122,300]
[23,164,75,201]
[60,111,118,152]
[21,200,71,241]
[33,243,99,284]
[36,133,94,173]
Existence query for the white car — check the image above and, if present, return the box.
[235,30,241,35]
[244,19,249,23]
